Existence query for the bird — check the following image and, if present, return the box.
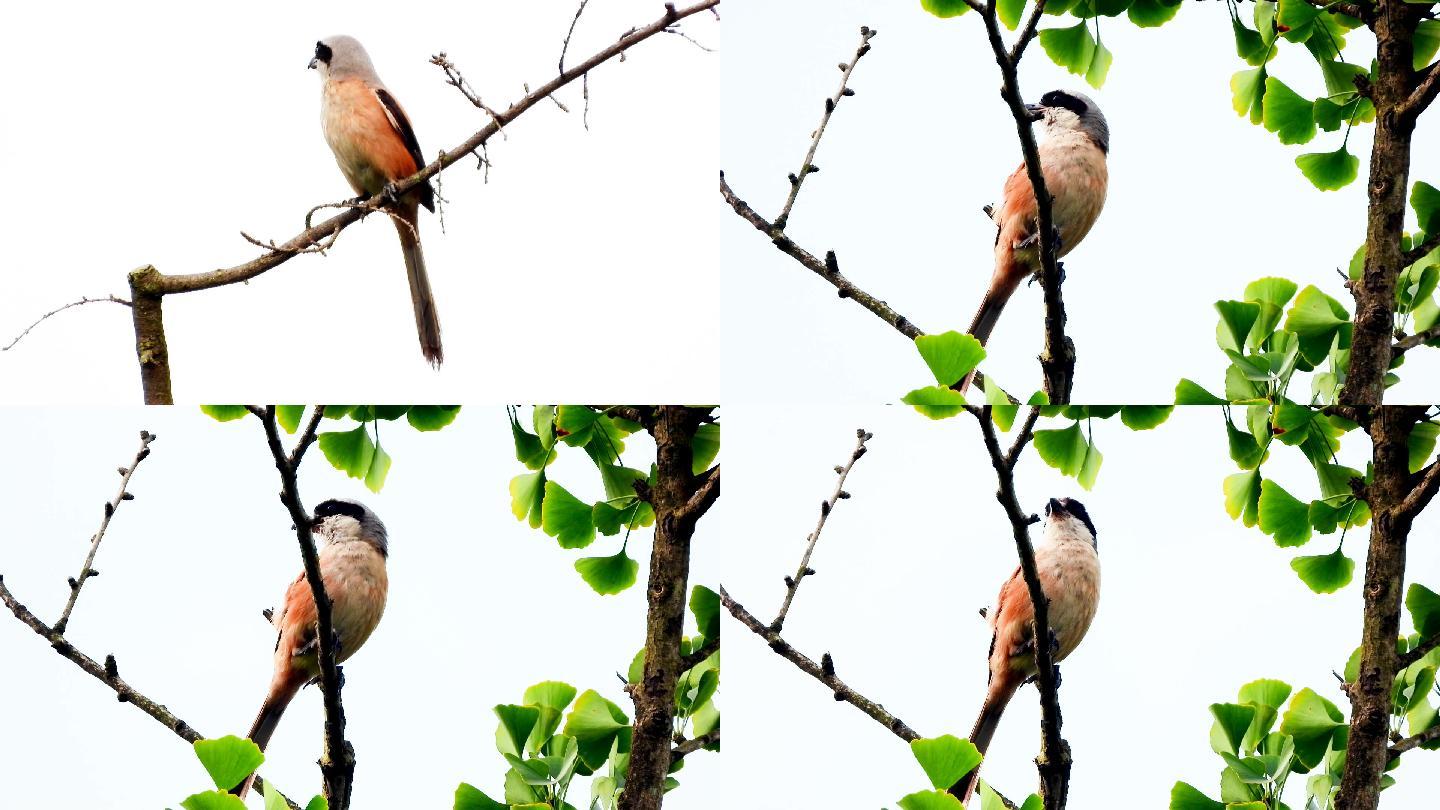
[232,499,390,799]
[310,36,444,367]
[951,497,1101,803]
[960,90,1110,394]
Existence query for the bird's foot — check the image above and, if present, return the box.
[380,182,402,207]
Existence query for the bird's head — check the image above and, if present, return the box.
[310,498,389,556]
[308,36,376,81]
[1025,89,1109,154]
[1044,496,1098,549]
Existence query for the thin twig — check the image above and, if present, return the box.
[2,295,131,352]
[1,579,297,809]
[721,585,920,741]
[773,27,876,233]
[720,172,922,340]
[559,0,593,74]
[1393,324,1440,356]
[1398,630,1440,669]
[1390,723,1440,757]
[771,429,871,632]
[1400,227,1440,267]
[1004,406,1042,471]
[52,431,156,636]
[970,405,1069,809]
[670,729,719,761]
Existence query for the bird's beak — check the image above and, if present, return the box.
[1024,103,1045,122]
[307,57,319,70]
[308,514,325,530]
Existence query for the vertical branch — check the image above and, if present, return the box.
[1335,406,1425,810]
[53,431,156,636]
[249,406,352,809]
[1342,0,1421,410]
[970,405,1069,809]
[127,267,173,405]
[619,406,715,810]
[966,0,1072,402]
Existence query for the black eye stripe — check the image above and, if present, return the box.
[314,499,364,522]
[314,41,333,64]
[1041,90,1087,117]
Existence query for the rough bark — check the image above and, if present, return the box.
[127,267,172,405]
[618,406,710,810]
[1335,406,1424,810]
[1342,1,1420,410]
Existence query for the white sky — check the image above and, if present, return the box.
[714,405,1440,808]
[0,408,721,809]
[0,1,719,404]
[721,1,1440,404]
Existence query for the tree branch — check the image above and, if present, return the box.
[772,26,876,233]
[248,406,352,809]
[771,428,871,633]
[968,405,1069,809]
[1399,60,1440,122]
[678,633,720,673]
[2,295,130,353]
[968,1,1073,402]
[124,0,719,404]
[1388,722,1440,757]
[720,172,923,340]
[670,729,719,761]
[677,464,721,523]
[720,585,920,742]
[1395,451,1440,522]
[1400,226,1440,267]
[52,431,156,636]
[1393,324,1440,356]
[619,406,713,810]
[1398,630,1440,669]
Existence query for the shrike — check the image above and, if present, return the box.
[310,36,444,367]
[961,90,1109,393]
[232,499,390,799]
[952,497,1101,803]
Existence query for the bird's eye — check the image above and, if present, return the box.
[314,42,333,64]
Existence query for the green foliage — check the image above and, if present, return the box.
[193,736,264,792]
[909,735,982,790]
[915,331,985,388]
[201,405,460,494]
[508,407,707,595]
[174,736,321,810]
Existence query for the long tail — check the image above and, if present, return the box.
[231,678,303,798]
[958,266,1025,394]
[395,212,443,367]
[950,678,1020,804]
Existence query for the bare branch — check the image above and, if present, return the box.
[1400,227,1440,267]
[2,295,130,352]
[1398,630,1440,669]
[1,576,297,808]
[771,429,871,632]
[677,464,721,523]
[721,585,920,742]
[1388,722,1440,757]
[1396,451,1440,522]
[773,26,876,233]
[1393,324,1440,356]
[720,172,922,340]
[1399,61,1440,122]
[52,431,156,636]
[670,729,719,761]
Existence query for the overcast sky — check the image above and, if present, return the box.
[721,0,1440,404]
[0,1,718,404]
[715,405,1440,809]
[0,408,721,809]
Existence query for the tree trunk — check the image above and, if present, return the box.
[1335,406,1422,810]
[1343,1,1419,407]
[618,407,703,810]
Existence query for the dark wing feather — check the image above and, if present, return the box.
[374,87,435,212]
